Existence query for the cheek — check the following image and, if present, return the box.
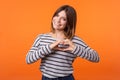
[62,21,67,26]
[52,17,57,21]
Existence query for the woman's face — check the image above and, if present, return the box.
[52,10,67,31]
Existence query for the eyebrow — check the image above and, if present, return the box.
[57,13,67,18]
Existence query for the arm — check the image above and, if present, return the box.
[72,37,100,62]
[26,34,52,64]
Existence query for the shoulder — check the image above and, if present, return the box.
[72,35,87,45]
[35,33,44,38]
[36,32,51,38]
[72,35,84,42]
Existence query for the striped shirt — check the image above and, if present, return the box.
[26,33,99,78]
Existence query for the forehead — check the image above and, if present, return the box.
[57,10,66,17]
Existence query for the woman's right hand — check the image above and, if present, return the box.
[49,40,63,50]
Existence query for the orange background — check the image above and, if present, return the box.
[0,0,120,80]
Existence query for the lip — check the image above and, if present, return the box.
[53,22,61,26]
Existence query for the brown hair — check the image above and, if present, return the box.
[51,5,77,39]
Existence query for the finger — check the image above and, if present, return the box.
[63,46,73,51]
[55,40,62,45]
[62,49,71,52]
[54,47,64,51]
[50,40,62,49]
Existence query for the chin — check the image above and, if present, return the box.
[53,27,61,30]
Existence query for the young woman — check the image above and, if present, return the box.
[26,5,100,80]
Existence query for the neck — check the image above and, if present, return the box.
[54,30,66,40]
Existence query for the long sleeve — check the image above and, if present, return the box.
[26,34,52,64]
[72,36,100,62]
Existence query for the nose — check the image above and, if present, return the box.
[56,17,60,23]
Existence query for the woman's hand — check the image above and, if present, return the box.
[50,39,75,52]
[49,40,62,50]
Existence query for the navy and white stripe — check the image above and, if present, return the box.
[26,33,99,78]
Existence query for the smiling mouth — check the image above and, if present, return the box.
[56,24,61,26]
[54,22,61,27]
